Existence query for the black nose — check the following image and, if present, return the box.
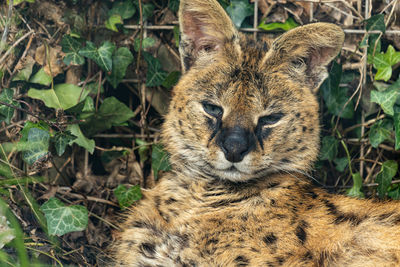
[218,127,254,163]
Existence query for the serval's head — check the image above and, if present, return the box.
[162,0,344,182]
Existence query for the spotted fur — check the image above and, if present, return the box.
[111,0,400,266]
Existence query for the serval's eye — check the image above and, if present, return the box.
[258,113,284,126]
[202,102,223,118]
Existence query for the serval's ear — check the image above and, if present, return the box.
[264,23,344,92]
[179,0,238,72]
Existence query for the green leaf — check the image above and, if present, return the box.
[81,96,135,136]
[40,197,88,236]
[370,88,400,115]
[0,88,20,124]
[373,45,400,81]
[347,172,365,198]
[101,150,129,164]
[388,185,400,200]
[258,17,298,31]
[320,136,339,161]
[53,131,76,156]
[22,128,50,165]
[134,37,156,52]
[226,0,253,28]
[29,68,52,86]
[28,83,88,110]
[394,111,400,150]
[365,14,386,33]
[333,157,348,172]
[366,34,381,64]
[106,47,134,88]
[105,14,123,32]
[61,35,85,65]
[173,26,180,48]
[162,71,181,89]
[109,0,136,20]
[67,124,95,153]
[141,3,155,21]
[321,62,354,119]
[19,121,50,142]
[0,204,15,249]
[114,185,142,209]
[369,119,393,148]
[169,0,179,12]
[375,160,398,199]
[79,41,115,72]
[136,139,149,163]
[151,143,171,180]
[12,57,35,81]
[143,52,168,87]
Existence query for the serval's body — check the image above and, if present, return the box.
[112,0,400,266]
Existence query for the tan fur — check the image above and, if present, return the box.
[111,0,400,266]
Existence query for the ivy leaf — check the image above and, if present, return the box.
[388,185,400,200]
[152,143,171,180]
[136,139,150,163]
[101,150,129,165]
[61,35,84,65]
[0,88,20,124]
[105,14,123,32]
[320,136,339,161]
[12,56,35,81]
[373,45,400,81]
[114,185,142,209]
[53,131,76,156]
[366,34,381,64]
[173,26,180,48]
[141,3,155,21]
[369,119,393,148]
[28,84,88,110]
[106,47,134,88]
[67,124,95,154]
[143,52,168,87]
[134,37,156,52]
[162,71,181,89]
[365,14,386,33]
[29,68,52,86]
[108,0,136,20]
[40,197,88,236]
[22,128,50,165]
[79,41,115,72]
[226,0,253,28]
[395,111,400,150]
[19,121,50,142]
[370,89,400,116]
[258,17,298,31]
[347,172,365,198]
[80,96,135,136]
[321,62,354,119]
[375,160,398,199]
[333,157,348,172]
[168,0,179,12]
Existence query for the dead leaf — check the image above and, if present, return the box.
[35,45,65,77]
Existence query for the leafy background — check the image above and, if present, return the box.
[0,0,399,266]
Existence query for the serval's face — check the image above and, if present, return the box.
[162,0,344,182]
